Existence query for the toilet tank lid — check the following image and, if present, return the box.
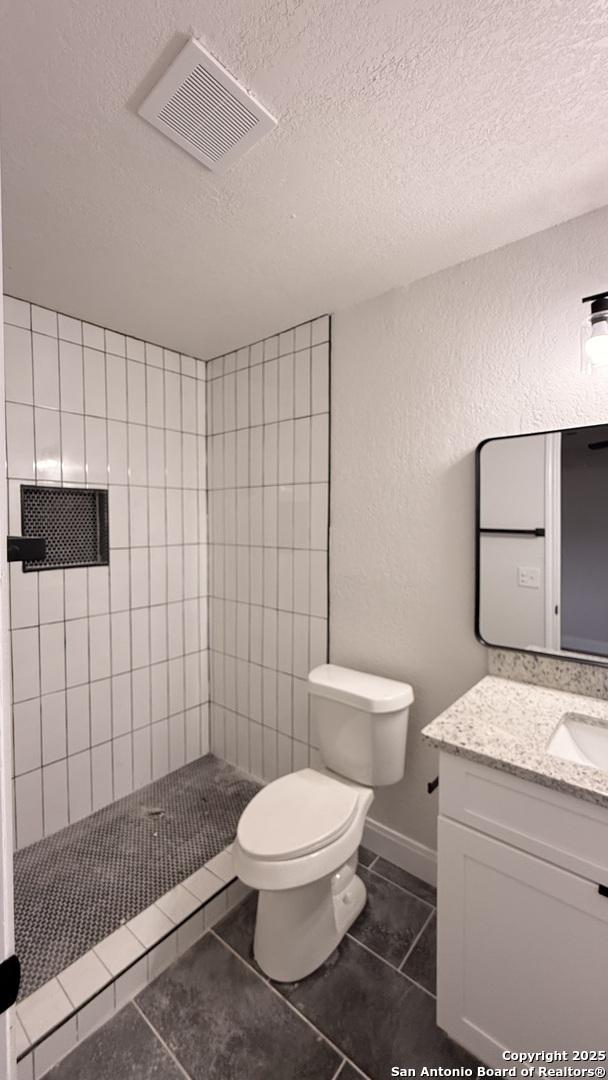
[308,664,414,713]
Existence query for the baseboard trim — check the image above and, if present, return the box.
[362,818,437,887]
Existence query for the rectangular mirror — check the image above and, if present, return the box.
[476,422,608,663]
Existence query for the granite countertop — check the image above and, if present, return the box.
[421,675,608,809]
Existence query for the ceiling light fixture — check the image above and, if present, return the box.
[581,291,608,372]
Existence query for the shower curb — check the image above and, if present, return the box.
[14,844,250,1080]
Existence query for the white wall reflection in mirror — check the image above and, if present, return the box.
[477,423,608,661]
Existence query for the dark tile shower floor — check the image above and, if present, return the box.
[47,848,477,1080]
[14,754,259,999]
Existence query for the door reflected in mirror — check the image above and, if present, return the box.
[477,423,608,661]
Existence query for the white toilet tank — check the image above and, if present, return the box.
[308,664,414,787]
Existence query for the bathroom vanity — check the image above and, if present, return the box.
[422,676,608,1065]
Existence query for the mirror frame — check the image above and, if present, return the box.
[474,422,608,667]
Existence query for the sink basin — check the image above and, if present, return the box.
[547,713,608,771]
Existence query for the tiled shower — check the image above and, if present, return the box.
[3,296,330,847]
[3,295,209,849]
[4,295,331,1074]
[206,315,330,780]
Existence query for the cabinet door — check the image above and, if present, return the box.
[438,817,608,1066]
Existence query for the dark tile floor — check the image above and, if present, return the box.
[45,1004,184,1080]
[47,847,475,1080]
[15,754,259,998]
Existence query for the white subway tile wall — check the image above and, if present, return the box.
[206,316,330,781]
[4,298,209,849]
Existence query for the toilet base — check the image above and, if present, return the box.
[253,858,367,982]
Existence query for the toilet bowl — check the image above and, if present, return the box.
[234,663,413,982]
[234,768,373,981]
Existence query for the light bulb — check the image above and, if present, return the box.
[585,319,608,367]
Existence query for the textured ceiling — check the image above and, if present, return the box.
[1,0,608,358]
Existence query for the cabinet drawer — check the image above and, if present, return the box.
[439,751,608,883]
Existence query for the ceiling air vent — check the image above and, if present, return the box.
[138,38,277,172]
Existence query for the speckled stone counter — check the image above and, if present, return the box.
[422,675,608,808]
[489,648,608,700]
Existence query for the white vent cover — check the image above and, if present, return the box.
[138,38,277,172]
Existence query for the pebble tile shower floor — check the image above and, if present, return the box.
[14,754,259,999]
[45,849,476,1080]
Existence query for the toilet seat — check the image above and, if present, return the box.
[237,768,359,861]
[234,768,374,892]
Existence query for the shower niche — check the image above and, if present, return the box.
[19,485,109,572]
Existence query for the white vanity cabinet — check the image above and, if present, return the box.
[437,752,608,1065]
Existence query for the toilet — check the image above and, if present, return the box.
[234,663,414,982]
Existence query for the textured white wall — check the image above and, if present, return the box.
[331,204,608,851]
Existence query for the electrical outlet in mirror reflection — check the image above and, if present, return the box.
[517,566,541,589]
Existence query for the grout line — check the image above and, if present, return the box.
[56,326,70,840]
[104,346,118,805]
[140,353,152,786]
[202,363,211,760]
[162,371,171,776]
[211,932,373,1080]
[7,592,211,634]
[144,365,155,785]
[344,930,404,973]
[203,312,328,369]
[364,862,436,910]
[398,970,436,1000]
[132,1000,193,1080]
[11,703,211,780]
[398,906,436,971]
[345,932,436,1000]
[333,1061,369,1080]
[26,323,46,834]
[123,349,136,797]
[204,338,329,376]
[80,354,94,826]
[179,382,189,768]
[4,293,208,368]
